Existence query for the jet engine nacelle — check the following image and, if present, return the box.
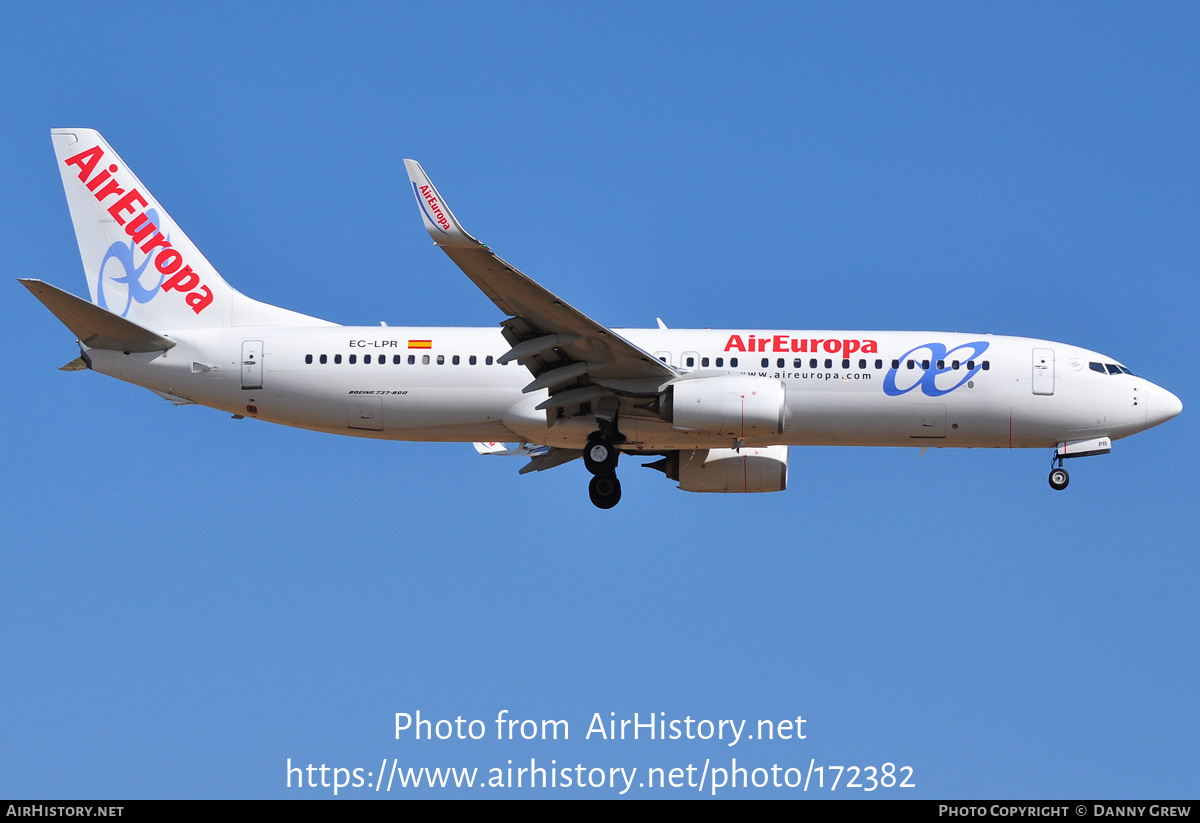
[647,446,789,493]
[659,375,787,437]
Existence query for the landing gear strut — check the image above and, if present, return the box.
[1048,454,1069,491]
[584,425,624,508]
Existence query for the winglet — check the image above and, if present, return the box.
[403,160,477,249]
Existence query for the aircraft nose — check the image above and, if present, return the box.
[1145,383,1183,429]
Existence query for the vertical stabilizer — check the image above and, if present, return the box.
[51,129,332,330]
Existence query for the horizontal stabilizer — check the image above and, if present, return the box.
[20,278,175,352]
[473,442,551,458]
[518,448,582,474]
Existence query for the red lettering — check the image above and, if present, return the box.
[108,188,148,224]
[112,188,152,224]
[139,232,171,256]
[125,212,158,243]
[154,249,184,275]
[161,265,200,293]
[64,146,103,182]
[186,286,213,314]
[92,178,125,203]
[724,334,877,357]
[85,165,119,192]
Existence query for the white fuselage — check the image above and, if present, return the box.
[85,325,1179,454]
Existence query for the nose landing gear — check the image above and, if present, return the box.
[1048,452,1069,491]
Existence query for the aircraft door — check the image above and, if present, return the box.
[241,340,263,390]
[1032,348,1054,396]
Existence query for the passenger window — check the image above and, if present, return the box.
[394,355,402,364]
[982,361,990,371]
[875,359,883,369]
[841,359,849,369]
[937,360,944,370]
[437,355,445,365]
[921,359,929,370]
[731,357,739,367]
[952,360,960,369]
[892,359,900,369]
[686,356,695,367]
[486,355,494,365]
[777,358,785,368]
[452,355,460,365]
[794,359,802,368]
[702,357,710,367]
[305,354,313,364]
[967,360,975,370]
[858,359,866,369]
[422,355,430,365]
[761,358,769,368]
[469,355,477,365]
[408,355,415,365]
[906,360,914,369]
[364,354,371,364]
[716,357,724,367]
[320,354,328,364]
[810,359,817,368]
[334,354,342,364]
[825,359,832,368]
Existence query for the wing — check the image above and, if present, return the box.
[403,161,677,418]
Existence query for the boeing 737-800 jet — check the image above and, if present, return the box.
[26,129,1182,508]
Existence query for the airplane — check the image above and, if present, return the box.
[26,129,1183,509]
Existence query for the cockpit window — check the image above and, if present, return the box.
[1091,361,1136,376]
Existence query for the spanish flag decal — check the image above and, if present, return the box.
[408,340,432,349]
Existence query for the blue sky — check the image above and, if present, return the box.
[2,3,1197,798]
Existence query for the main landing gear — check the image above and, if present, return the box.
[584,427,623,509]
[1048,453,1069,491]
